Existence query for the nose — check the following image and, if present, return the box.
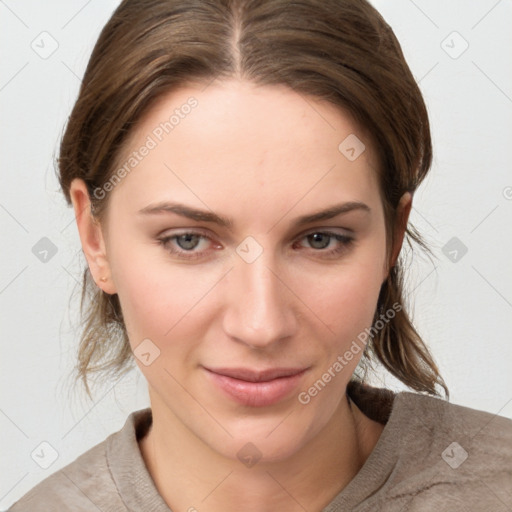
[222,251,297,349]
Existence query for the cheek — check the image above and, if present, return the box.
[294,255,385,412]
[296,247,386,341]
[305,274,381,366]
[109,238,209,345]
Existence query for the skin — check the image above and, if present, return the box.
[70,79,412,512]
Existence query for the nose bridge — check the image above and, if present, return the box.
[223,246,296,347]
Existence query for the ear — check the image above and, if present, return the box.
[69,178,117,295]
[387,191,413,274]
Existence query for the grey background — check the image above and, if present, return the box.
[1,0,511,508]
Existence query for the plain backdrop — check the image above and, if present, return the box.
[1,0,511,509]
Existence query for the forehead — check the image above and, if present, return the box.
[107,79,381,223]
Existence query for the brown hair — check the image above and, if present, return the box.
[58,0,448,399]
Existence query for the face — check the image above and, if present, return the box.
[77,79,395,462]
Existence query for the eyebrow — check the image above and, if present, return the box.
[137,200,371,229]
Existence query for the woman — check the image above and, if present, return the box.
[9,0,512,510]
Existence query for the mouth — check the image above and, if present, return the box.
[203,366,309,407]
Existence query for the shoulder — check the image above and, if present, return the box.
[396,391,512,458]
[7,409,151,512]
[8,441,117,511]
[379,391,512,510]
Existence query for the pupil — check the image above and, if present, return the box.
[309,233,330,249]
[178,234,199,250]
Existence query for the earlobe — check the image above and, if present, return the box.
[69,179,116,295]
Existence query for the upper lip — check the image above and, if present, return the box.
[204,366,308,382]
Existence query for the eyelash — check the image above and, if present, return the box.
[156,229,354,260]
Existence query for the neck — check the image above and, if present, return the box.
[139,393,384,512]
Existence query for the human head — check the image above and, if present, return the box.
[58,0,447,399]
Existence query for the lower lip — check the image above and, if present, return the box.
[204,369,308,407]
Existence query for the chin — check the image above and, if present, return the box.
[207,414,321,466]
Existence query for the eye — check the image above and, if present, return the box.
[157,230,216,260]
[174,233,202,250]
[294,230,354,257]
[157,229,354,261]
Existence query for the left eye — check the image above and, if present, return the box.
[294,231,354,255]
[303,232,341,249]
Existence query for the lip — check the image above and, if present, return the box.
[203,366,309,407]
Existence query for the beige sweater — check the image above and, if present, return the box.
[8,386,512,511]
